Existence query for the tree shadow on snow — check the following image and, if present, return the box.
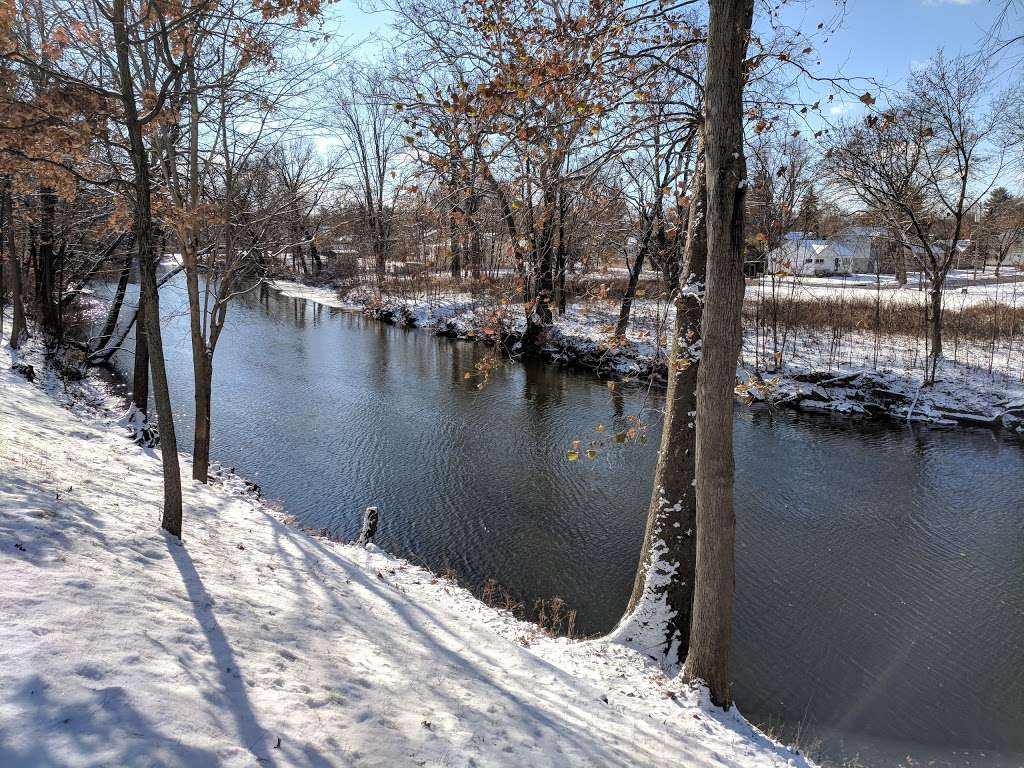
[0,673,221,767]
[163,532,318,767]
[252,508,697,767]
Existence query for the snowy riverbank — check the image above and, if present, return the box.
[0,333,813,767]
[269,279,1024,432]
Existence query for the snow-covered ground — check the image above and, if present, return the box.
[746,269,1024,308]
[0,332,813,767]
[269,278,1024,430]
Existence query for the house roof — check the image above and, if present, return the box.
[839,225,887,239]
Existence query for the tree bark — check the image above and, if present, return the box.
[0,185,4,342]
[37,187,58,332]
[449,200,462,279]
[309,238,322,275]
[521,184,558,351]
[5,184,27,349]
[682,0,753,710]
[614,244,647,339]
[467,182,483,280]
[614,149,706,670]
[132,290,150,413]
[929,286,942,382]
[192,352,213,482]
[92,252,133,353]
[112,0,183,538]
[181,234,212,483]
[894,244,907,287]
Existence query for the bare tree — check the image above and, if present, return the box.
[827,54,1004,383]
[110,0,184,536]
[612,96,699,339]
[270,141,339,277]
[333,65,406,285]
[682,0,753,710]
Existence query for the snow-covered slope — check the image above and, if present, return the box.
[0,339,812,767]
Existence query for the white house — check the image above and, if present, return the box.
[767,228,888,275]
[766,238,868,276]
[766,239,830,275]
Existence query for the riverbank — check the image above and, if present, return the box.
[1,330,813,767]
[269,278,1024,433]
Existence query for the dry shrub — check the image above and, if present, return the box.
[748,294,1024,341]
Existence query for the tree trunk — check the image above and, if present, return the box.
[93,252,133,352]
[138,251,184,536]
[310,239,322,275]
[682,0,752,710]
[467,185,483,280]
[613,150,706,670]
[0,185,4,342]
[374,233,386,286]
[614,244,647,339]
[928,286,942,383]
[193,352,213,482]
[521,186,558,351]
[181,234,213,484]
[555,193,568,314]
[894,244,907,287]
[132,291,150,413]
[112,0,183,538]
[5,185,27,349]
[37,187,58,332]
[449,204,462,279]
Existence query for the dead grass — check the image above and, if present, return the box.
[747,294,1024,341]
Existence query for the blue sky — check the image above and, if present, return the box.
[327,0,1019,105]
[778,0,1016,87]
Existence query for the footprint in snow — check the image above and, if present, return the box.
[73,664,105,681]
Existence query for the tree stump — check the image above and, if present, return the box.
[357,506,379,546]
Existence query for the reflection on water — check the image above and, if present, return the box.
[94,277,1024,767]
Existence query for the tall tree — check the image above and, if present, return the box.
[110,0,184,536]
[2,179,26,348]
[613,139,705,670]
[333,65,405,285]
[682,0,753,710]
[153,2,325,482]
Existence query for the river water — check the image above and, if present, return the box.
[92,276,1024,767]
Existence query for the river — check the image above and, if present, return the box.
[90,275,1024,767]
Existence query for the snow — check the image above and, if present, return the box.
[746,270,1024,308]
[268,279,358,310]
[0,329,813,767]
[609,489,685,671]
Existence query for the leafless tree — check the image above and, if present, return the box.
[826,53,1006,383]
[332,64,407,285]
[681,0,753,711]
